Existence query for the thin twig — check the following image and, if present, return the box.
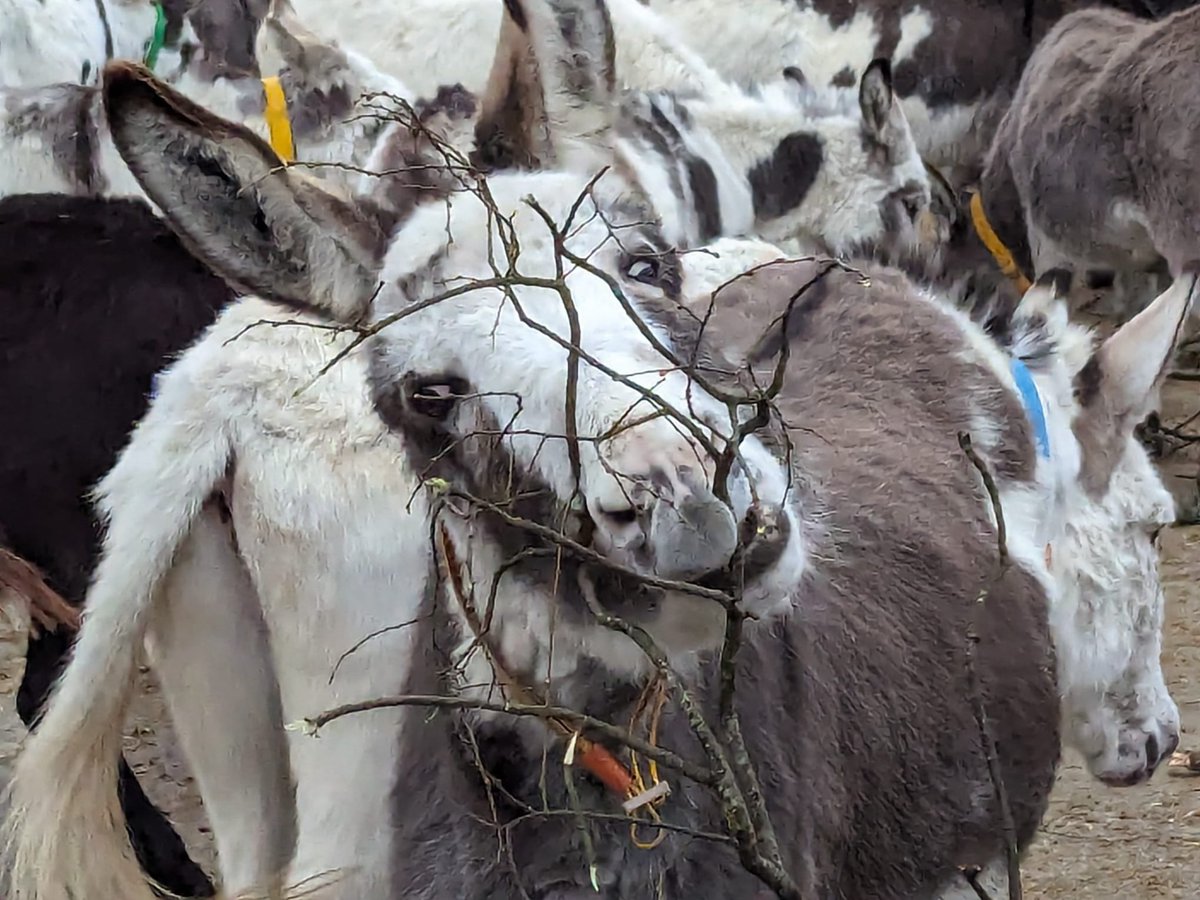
[304,693,712,785]
[958,431,1022,900]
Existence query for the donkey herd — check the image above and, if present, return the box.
[1,0,1198,897]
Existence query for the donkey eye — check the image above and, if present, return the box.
[625,257,662,285]
[408,379,462,420]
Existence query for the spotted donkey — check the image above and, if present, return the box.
[8,3,1190,900]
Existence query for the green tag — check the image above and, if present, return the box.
[143,2,167,71]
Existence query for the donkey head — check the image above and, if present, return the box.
[100,0,805,671]
[742,59,934,259]
[992,270,1194,786]
[1051,271,1197,785]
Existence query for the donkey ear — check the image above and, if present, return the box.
[103,62,384,322]
[1075,268,1199,490]
[859,58,916,160]
[924,160,959,229]
[473,0,617,172]
[1084,268,1200,424]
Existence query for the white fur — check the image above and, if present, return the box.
[0,7,411,203]
[0,0,157,88]
[290,0,729,100]
[643,0,983,170]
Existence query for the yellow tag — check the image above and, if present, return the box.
[970,192,1032,294]
[261,76,295,163]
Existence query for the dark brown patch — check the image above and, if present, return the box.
[1074,350,1104,409]
[831,65,857,88]
[185,0,268,80]
[747,131,823,221]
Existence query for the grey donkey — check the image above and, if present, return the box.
[978,4,1200,324]
[388,259,1066,899]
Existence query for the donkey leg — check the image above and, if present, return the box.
[16,628,218,897]
[147,503,296,899]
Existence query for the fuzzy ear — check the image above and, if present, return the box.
[473,0,618,172]
[102,61,385,322]
[859,59,915,161]
[1075,268,1200,488]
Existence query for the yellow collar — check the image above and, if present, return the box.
[970,191,1032,294]
[261,76,295,163]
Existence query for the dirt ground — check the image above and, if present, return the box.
[1,383,1199,897]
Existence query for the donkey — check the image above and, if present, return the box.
[696,236,1187,791]
[666,242,1192,899]
[0,193,235,896]
[3,44,1044,900]
[5,0,1189,895]
[2,2,806,892]
[978,4,1200,322]
[290,0,731,99]
[285,0,943,257]
[0,0,408,200]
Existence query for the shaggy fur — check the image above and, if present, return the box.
[385,256,1061,899]
[980,4,1200,319]
[0,0,410,201]
[0,193,232,895]
[0,0,158,87]
[291,0,942,256]
[645,0,1196,178]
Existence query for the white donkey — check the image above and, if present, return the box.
[291,0,729,99]
[5,0,1188,891]
[2,2,807,896]
[0,0,408,200]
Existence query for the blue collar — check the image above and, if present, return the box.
[1010,358,1051,460]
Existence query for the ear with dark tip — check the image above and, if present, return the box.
[102,61,384,322]
[782,65,807,88]
[1075,269,1200,489]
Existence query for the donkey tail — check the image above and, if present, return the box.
[2,374,231,900]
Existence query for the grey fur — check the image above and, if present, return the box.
[383,259,1061,899]
[3,84,107,195]
[980,5,1200,305]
